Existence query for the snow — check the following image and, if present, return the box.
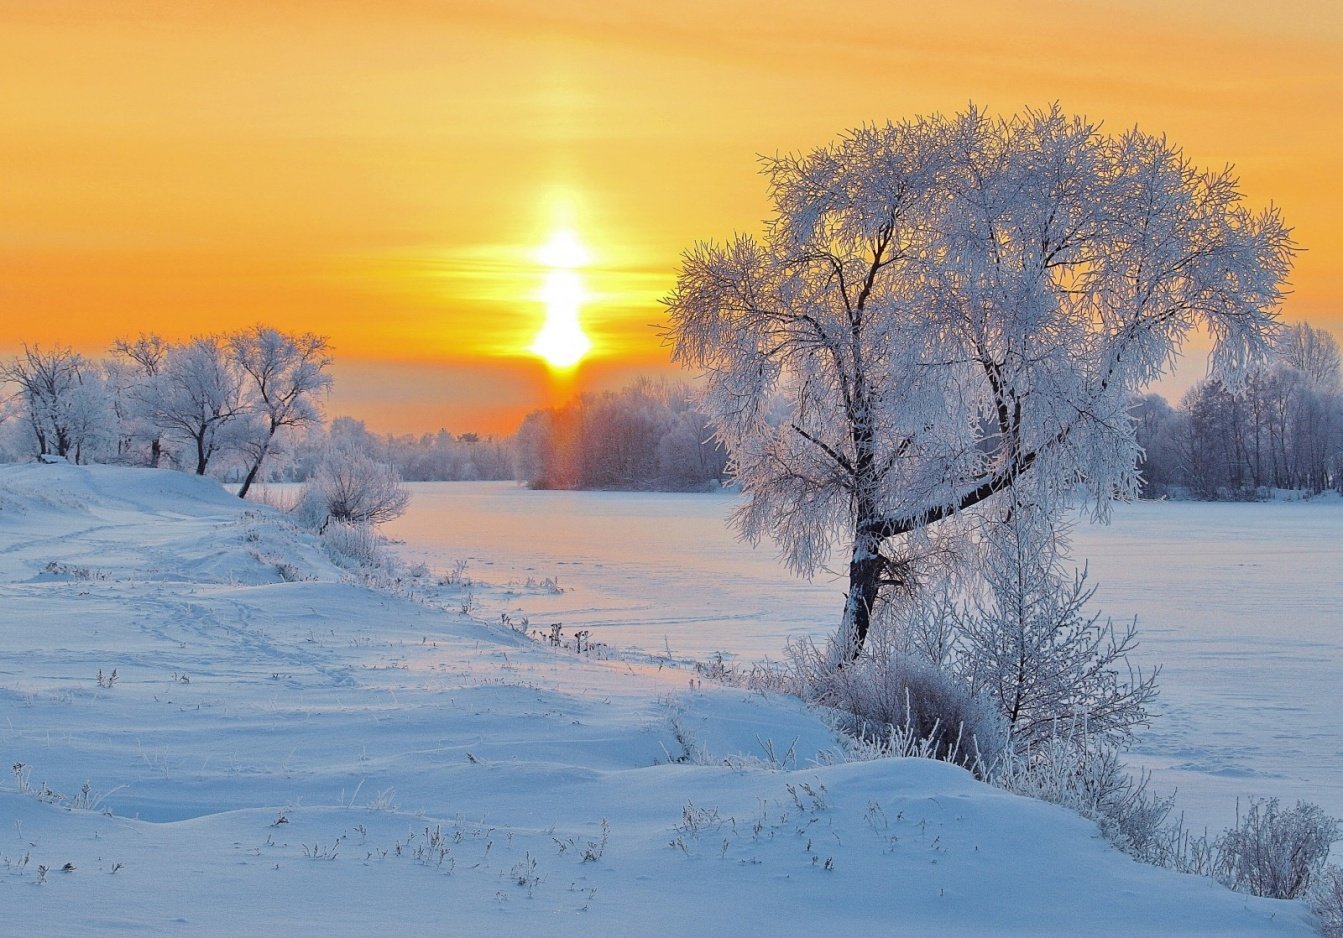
[384,482,1343,841]
[0,465,1319,934]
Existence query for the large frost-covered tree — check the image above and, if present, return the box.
[665,105,1293,659]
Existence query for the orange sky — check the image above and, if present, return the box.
[3,0,1341,434]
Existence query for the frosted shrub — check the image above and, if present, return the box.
[1310,864,1343,936]
[996,729,1342,894]
[694,654,800,697]
[1213,798,1338,899]
[298,443,409,529]
[320,521,383,567]
[994,728,1179,865]
[790,633,1007,774]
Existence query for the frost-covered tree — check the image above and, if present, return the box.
[1130,394,1186,498]
[2,344,115,463]
[956,506,1158,752]
[1278,322,1341,391]
[665,105,1293,658]
[513,380,726,490]
[110,334,169,466]
[144,336,249,475]
[1177,351,1342,497]
[230,326,332,499]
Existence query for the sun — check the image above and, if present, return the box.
[530,229,593,369]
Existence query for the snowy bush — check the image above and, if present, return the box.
[318,521,383,567]
[789,633,1007,774]
[298,443,409,529]
[993,729,1342,899]
[1310,864,1343,936]
[994,728,1179,865]
[1213,798,1338,899]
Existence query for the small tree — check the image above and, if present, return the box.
[665,105,1292,659]
[230,326,333,499]
[110,334,169,466]
[953,505,1158,752]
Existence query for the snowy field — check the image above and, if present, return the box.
[384,482,1343,841]
[0,466,1323,934]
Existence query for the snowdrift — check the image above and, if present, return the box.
[0,464,1316,934]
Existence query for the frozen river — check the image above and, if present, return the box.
[385,481,1343,835]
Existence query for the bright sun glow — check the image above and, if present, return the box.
[530,229,593,369]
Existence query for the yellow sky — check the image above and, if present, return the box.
[3,0,1341,433]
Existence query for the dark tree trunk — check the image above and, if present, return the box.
[842,395,882,660]
[238,461,262,499]
[238,426,278,499]
[842,541,884,660]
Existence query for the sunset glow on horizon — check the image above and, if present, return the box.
[3,1,1341,434]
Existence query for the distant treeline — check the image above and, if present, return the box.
[0,332,513,487]
[514,380,728,490]
[0,330,332,498]
[280,417,515,483]
[9,323,1337,500]
[1135,322,1343,498]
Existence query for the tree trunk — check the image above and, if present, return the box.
[842,547,883,660]
[150,436,162,468]
[195,435,209,475]
[842,396,881,661]
[839,517,884,661]
[238,460,262,499]
[237,436,273,500]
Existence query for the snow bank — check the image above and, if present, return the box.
[0,465,1317,934]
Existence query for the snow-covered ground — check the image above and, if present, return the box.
[383,482,1343,841]
[0,466,1321,934]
